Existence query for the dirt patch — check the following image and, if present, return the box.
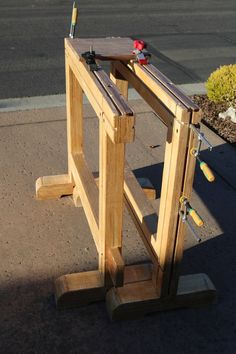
[192,95,236,144]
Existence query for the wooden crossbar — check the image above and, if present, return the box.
[70,153,99,250]
[35,37,216,320]
[113,61,174,128]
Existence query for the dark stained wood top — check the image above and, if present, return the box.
[66,37,199,112]
[67,37,135,61]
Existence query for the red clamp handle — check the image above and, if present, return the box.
[133,40,146,51]
[138,57,148,65]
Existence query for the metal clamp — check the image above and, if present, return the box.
[190,124,212,154]
[82,46,99,72]
[132,40,151,65]
[190,124,215,182]
[179,211,202,243]
[179,196,203,243]
[69,1,78,39]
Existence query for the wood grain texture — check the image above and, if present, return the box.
[110,62,129,100]
[66,40,135,144]
[169,111,201,295]
[124,263,153,284]
[153,111,190,296]
[35,174,74,200]
[37,38,215,319]
[70,153,99,251]
[124,163,158,264]
[95,69,133,116]
[127,62,188,121]
[55,270,105,308]
[106,273,216,320]
[107,247,125,287]
[99,118,125,286]
[67,37,135,61]
[113,61,174,128]
[145,64,200,111]
[66,59,83,155]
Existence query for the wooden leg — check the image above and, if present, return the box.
[169,125,198,295]
[99,117,125,287]
[66,55,83,181]
[153,115,190,296]
[35,58,83,201]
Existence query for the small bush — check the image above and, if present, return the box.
[206,64,236,106]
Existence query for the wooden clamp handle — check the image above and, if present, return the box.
[200,162,215,182]
[72,7,78,25]
[189,209,204,227]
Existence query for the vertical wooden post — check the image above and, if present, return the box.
[65,54,83,181]
[153,109,190,296]
[99,116,125,286]
[168,117,198,295]
[110,63,129,99]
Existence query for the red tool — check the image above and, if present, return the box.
[133,40,146,51]
[133,40,150,65]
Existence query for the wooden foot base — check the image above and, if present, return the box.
[36,174,74,200]
[106,273,216,320]
[54,263,216,320]
[36,173,156,204]
[55,270,105,308]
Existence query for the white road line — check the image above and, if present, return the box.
[0,84,206,113]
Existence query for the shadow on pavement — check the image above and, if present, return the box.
[0,143,235,353]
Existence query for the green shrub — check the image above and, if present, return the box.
[206,64,236,106]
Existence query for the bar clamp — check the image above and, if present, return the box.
[179,196,204,243]
[190,124,215,182]
[132,40,151,65]
[82,46,99,72]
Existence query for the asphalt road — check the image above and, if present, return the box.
[0,0,236,98]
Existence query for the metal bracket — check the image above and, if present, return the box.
[190,124,213,157]
[190,124,215,182]
[82,46,99,72]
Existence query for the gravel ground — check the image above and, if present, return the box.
[192,95,236,145]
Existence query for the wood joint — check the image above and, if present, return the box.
[107,247,125,287]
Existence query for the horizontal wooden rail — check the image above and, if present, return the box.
[126,62,188,122]
[145,64,199,111]
[124,164,159,263]
[113,61,174,128]
[94,69,133,116]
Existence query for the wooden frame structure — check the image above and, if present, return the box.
[36,38,216,320]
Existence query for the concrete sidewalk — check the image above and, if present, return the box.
[0,99,235,353]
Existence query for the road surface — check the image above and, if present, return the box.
[0,0,235,98]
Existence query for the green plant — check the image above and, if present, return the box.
[206,64,236,106]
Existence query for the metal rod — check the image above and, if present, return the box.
[185,217,202,243]
[190,124,213,151]
[179,211,202,243]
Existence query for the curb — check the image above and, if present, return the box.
[0,83,206,113]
